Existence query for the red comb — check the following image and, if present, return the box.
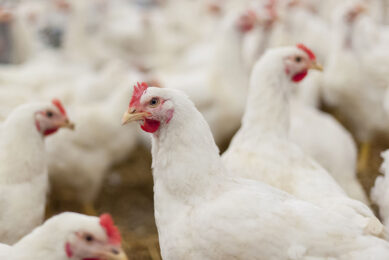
[267,0,277,15]
[129,82,148,107]
[296,43,315,60]
[99,214,121,245]
[266,0,276,8]
[52,99,67,116]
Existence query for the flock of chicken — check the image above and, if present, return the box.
[0,0,389,259]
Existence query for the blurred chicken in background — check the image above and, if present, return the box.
[0,0,388,259]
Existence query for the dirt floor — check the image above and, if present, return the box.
[45,117,389,260]
[355,135,388,216]
[96,145,160,260]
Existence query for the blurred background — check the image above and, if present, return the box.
[0,0,388,259]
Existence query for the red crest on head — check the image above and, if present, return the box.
[296,43,316,60]
[52,99,67,116]
[99,214,121,245]
[129,82,148,108]
[267,0,277,17]
[265,0,276,9]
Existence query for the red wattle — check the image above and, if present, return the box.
[141,119,161,133]
[44,128,59,136]
[65,243,73,258]
[292,70,308,82]
[35,121,41,132]
[240,23,254,32]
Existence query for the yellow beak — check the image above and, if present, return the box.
[310,61,323,71]
[106,248,128,260]
[355,4,367,15]
[121,110,150,125]
[60,119,75,130]
[99,246,128,260]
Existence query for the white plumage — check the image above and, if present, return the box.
[47,81,139,206]
[268,1,330,64]
[0,102,72,244]
[290,98,368,204]
[158,10,254,144]
[222,46,380,235]
[122,86,389,260]
[322,0,389,141]
[371,150,389,228]
[2,1,389,258]
[0,212,127,260]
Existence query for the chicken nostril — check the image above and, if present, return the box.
[111,248,119,255]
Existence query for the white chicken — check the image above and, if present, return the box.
[268,0,330,64]
[121,84,389,260]
[0,212,127,260]
[0,3,147,213]
[243,1,368,204]
[371,150,389,228]
[242,0,278,69]
[63,0,119,67]
[239,1,368,204]
[222,45,381,235]
[0,3,37,64]
[158,9,257,144]
[46,80,139,212]
[322,1,389,171]
[289,99,369,204]
[0,6,15,64]
[0,100,74,244]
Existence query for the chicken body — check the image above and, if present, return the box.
[322,1,389,141]
[123,86,389,260]
[268,2,330,64]
[371,150,389,228]
[0,212,127,260]
[222,47,381,235]
[290,99,368,204]
[158,11,252,144]
[47,82,139,205]
[0,103,68,244]
[241,6,365,202]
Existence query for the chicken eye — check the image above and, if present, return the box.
[85,234,94,242]
[295,56,302,63]
[149,97,160,107]
[46,111,54,117]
